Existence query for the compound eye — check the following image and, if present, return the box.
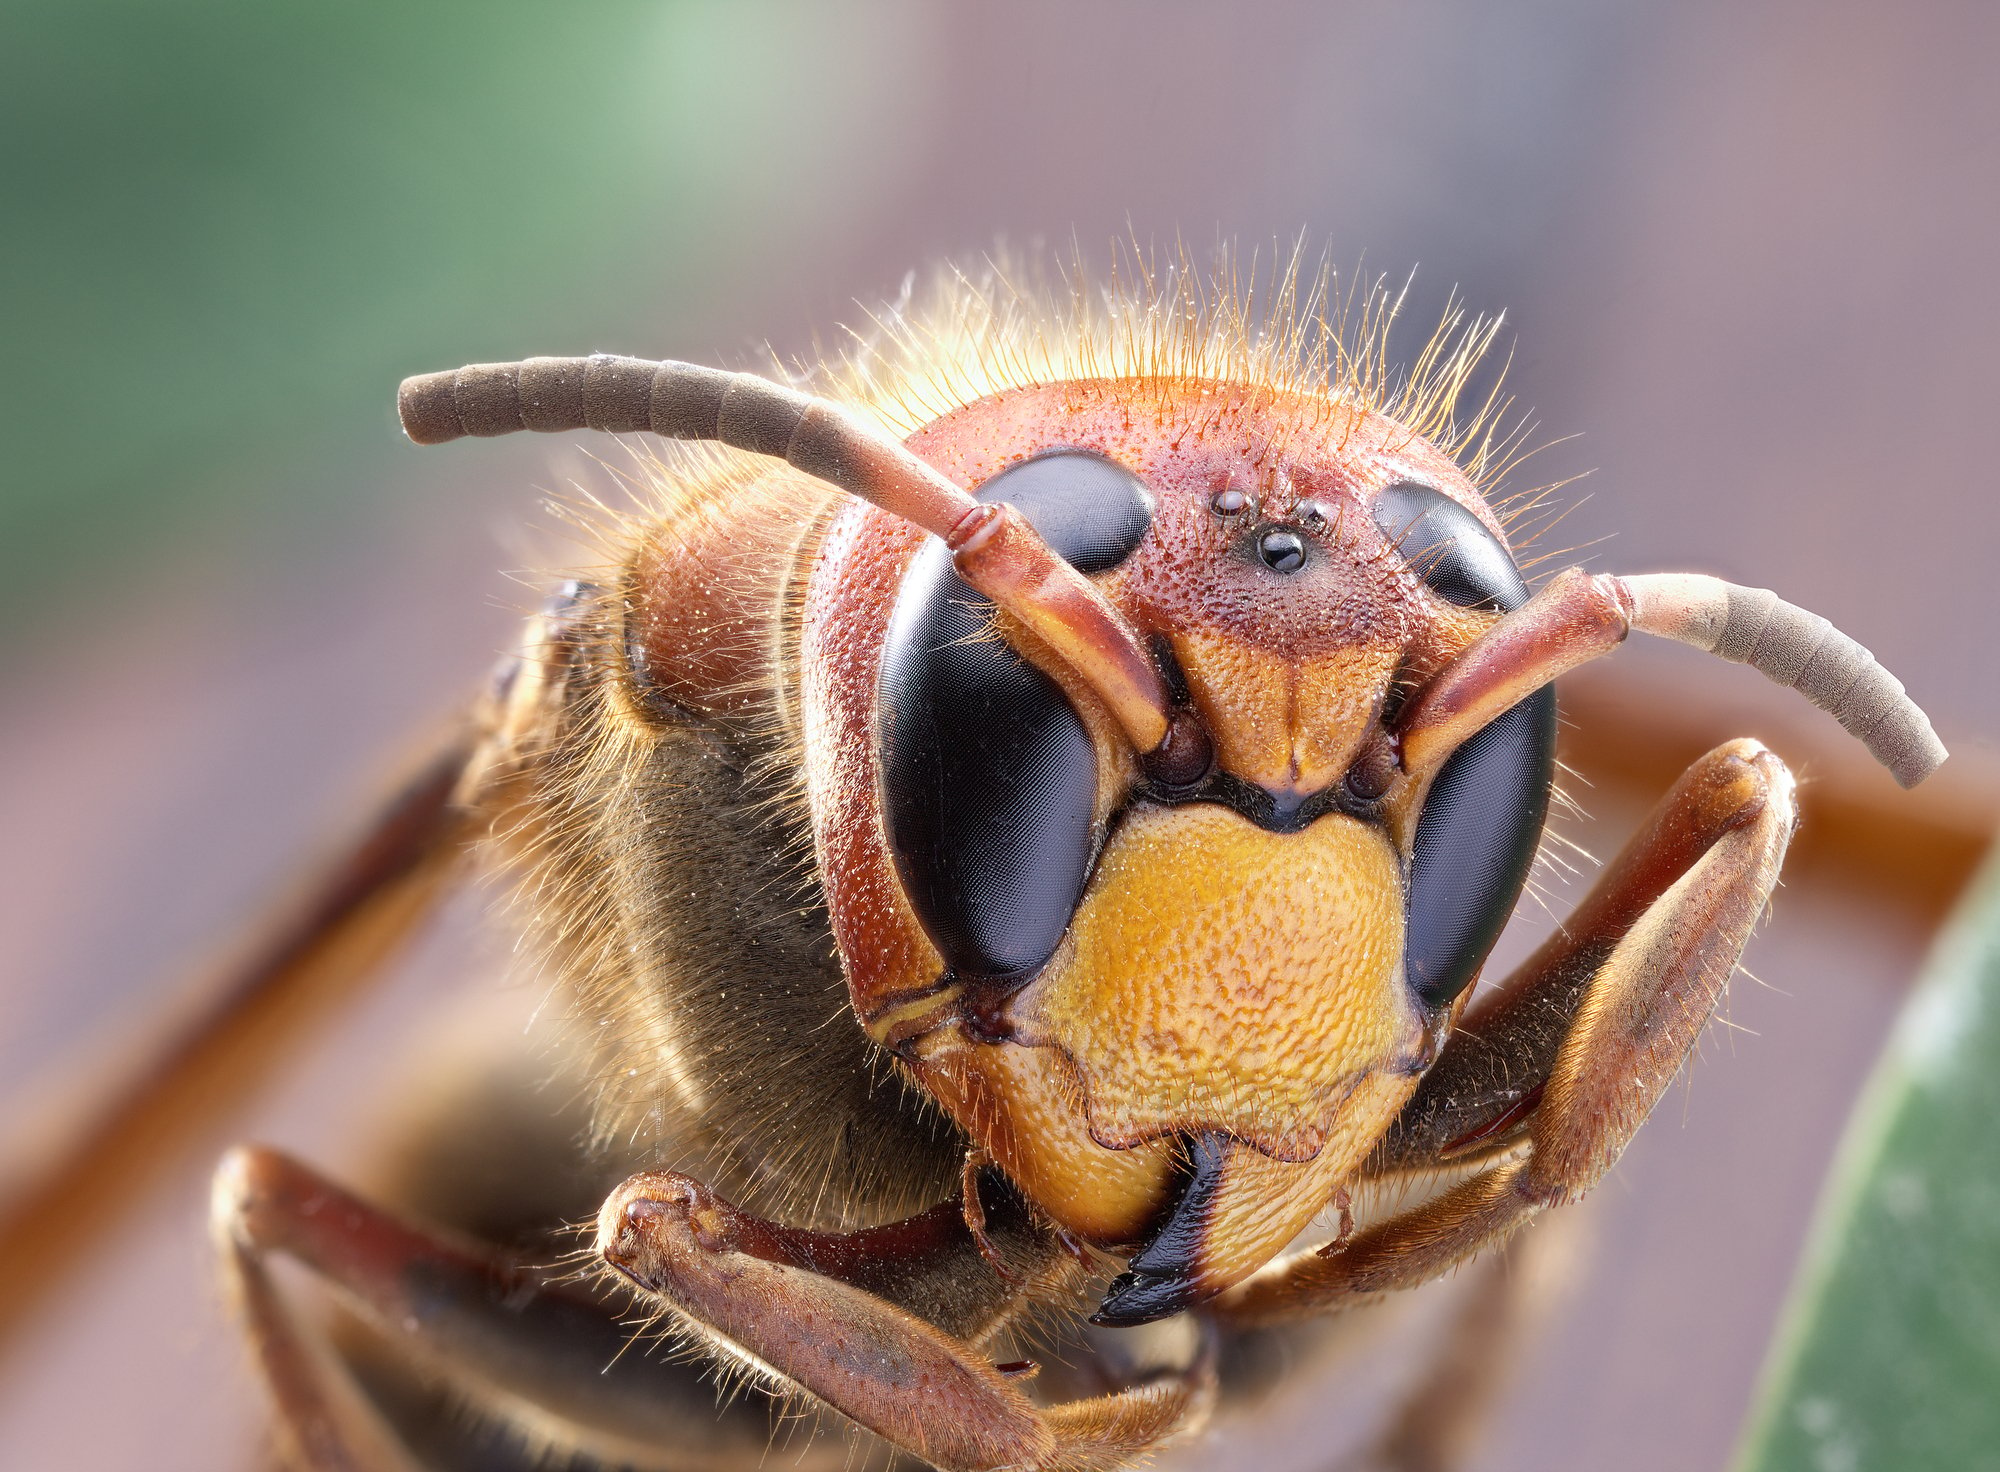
[878,450,1154,982]
[1372,482,1528,612]
[982,449,1156,571]
[1403,686,1556,1010]
[1377,488,1548,1011]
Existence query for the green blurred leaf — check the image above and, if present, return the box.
[1734,845,2000,1472]
[0,0,924,626]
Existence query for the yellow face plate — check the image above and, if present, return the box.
[1011,802,1419,1162]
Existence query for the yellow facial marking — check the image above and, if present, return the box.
[913,1041,1176,1245]
[1011,803,1418,1161]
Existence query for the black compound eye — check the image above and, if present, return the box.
[878,450,1154,982]
[980,450,1156,572]
[1403,686,1557,1010]
[1372,482,1528,612]
[1375,484,1548,1011]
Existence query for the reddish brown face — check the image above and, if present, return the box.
[911,382,1505,801]
[800,377,1545,1317]
[403,345,1938,1355]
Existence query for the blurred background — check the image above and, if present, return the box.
[2,1,1996,1467]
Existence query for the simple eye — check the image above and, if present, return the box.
[1372,482,1528,612]
[1258,528,1308,573]
[877,450,1153,982]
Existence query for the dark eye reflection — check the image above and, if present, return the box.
[1371,481,1528,612]
[1258,529,1307,573]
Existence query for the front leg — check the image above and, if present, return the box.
[213,1145,1065,1471]
[1219,738,1796,1323]
[599,1171,1215,1472]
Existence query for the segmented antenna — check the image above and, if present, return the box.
[398,355,982,542]
[397,355,1171,753]
[1624,574,1946,788]
[1398,567,1946,789]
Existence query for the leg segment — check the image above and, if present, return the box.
[1343,1207,1584,1472]
[217,1145,992,1472]
[1353,1245,1522,1472]
[1216,739,1796,1324]
[1382,736,1796,1170]
[600,1170,1215,1472]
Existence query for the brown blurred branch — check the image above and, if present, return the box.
[1559,663,1997,932]
[0,732,474,1358]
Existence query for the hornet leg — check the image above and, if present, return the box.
[1216,738,1795,1324]
[600,1168,1217,1472]
[213,1145,1059,1471]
